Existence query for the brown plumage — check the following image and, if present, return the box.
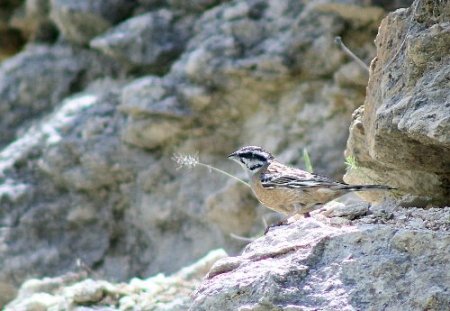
[229,146,393,217]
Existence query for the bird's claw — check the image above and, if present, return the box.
[264,218,289,234]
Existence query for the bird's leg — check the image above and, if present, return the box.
[294,204,330,228]
[264,207,309,234]
[264,217,289,234]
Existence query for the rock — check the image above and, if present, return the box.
[121,117,185,150]
[50,0,136,44]
[167,0,231,13]
[0,0,398,307]
[204,181,259,235]
[165,0,381,175]
[0,78,239,307]
[344,0,450,206]
[5,293,65,311]
[321,199,370,220]
[192,206,450,310]
[9,0,58,43]
[0,44,120,148]
[173,1,347,85]
[0,84,130,306]
[0,283,16,309]
[1,0,448,309]
[64,279,110,304]
[312,2,384,28]
[5,249,227,311]
[119,77,190,118]
[119,76,191,149]
[91,10,192,73]
[370,0,414,10]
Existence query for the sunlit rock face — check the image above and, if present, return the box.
[344,0,450,206]
[192,204,450,310]
[0,0,434,308]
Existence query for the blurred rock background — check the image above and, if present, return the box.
[2,0,449,309]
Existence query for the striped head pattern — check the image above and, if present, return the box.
[228,146,274,173]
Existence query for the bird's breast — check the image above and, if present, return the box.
[250,177,299,215]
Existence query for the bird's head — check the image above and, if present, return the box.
[228,145,274,174]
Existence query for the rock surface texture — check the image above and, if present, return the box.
[5,249,227,310]
[0,44,120,148]
[344,0,450,206]
[50,0,136,44]
[192,204,450,310]
[2,0,445,308]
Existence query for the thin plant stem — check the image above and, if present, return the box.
[335,36,369,72]
[196,162,250,188]
[172,152,250,188]
[229,233,256,242]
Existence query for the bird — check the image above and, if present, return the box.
[228,145,393,222]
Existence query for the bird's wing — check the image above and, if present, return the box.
[261,163,346,189]
[261,174,329,188]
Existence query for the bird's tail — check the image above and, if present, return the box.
[339,184,395,192]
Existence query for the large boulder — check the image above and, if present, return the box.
[344,0,450,206]
[90,10,193,73]
[192,204,450,310]
[0,0,410,307]
[0,44,120,148]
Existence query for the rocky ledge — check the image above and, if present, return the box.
[192,203,450,310]
[6,202,450,310]
[344,0,450,206]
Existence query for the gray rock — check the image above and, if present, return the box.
[164,0,381,175]
[205,181,258,235]
[5,249,227,311]
[170,0,385,87]
[0,78,243,307]
[344,0,450,206]
[0,0,395,307]
[0,44,119,148]
[167,0,230,13]
[321,199,370,220]
[0,83,133,305]
[119,76,191,149]
[192,206,450,310]
[370,0,415,11]
[120,77,189,118]
[50,0,136,44]
[91,10,192,73]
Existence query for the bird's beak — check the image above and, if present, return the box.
[227,152,237,159]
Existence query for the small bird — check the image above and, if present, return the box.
[228,145,393,220]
